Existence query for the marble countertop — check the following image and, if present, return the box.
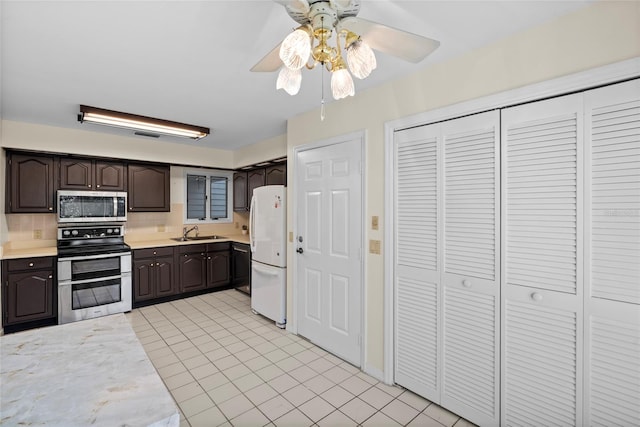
[1,234,251,259]
[1,314,179,427]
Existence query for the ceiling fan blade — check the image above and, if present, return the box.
[250,42,283,72]
[338,17,440,63]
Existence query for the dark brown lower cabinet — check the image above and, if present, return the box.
[178,244,207,293]
[2,257,56,327]
[133,247,177,303]
[207,243,230,289]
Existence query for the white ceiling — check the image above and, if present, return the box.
[1,0,594,151]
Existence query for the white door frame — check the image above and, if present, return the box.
[291,130,367,367]
[383,58,640,385]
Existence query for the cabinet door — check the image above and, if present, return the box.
[441,111,500,426]
[128,163,170,212]
[155,256,177,297]
[133,259,155,302]
[233,172,248,211]
[265,164,286,185]
[59,158,93,190]
[8,153,55,213]
[247,169,266,203]
[208,251,230,288]
[95,160,126,191]
[5,270,55,325]
[501,93,583,426]
[179,252,207,292]
[584,80,640,426]
[393,123,441,402]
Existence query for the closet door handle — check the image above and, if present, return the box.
[462,280,471,288]
[531,292,543,302]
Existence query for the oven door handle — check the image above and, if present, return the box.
[57,251,131,262]
[58,273,129,286]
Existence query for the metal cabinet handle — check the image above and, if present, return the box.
[48,207,53,211]
[29,262,34,267]
[96,184,101,188]
[156,263,160,266]
[88,184,91,188]
[153,251,157,255]
[48,275,52,279]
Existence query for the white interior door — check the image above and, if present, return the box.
[295,135,363,366]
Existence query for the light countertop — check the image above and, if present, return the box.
[1,234,251,259]
[0,313,179,427]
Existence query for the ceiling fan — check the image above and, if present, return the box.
[251,0,440,103]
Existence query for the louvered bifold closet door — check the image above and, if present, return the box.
[584,79,640,427]
[501,94,583,427]
[394,123,440,401]
[441,110,501,427]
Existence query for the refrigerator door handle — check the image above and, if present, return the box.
[253,263,280,277]
[249,194,256,252]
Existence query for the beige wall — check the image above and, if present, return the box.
[286,0,640,374]
[234,133,287,168]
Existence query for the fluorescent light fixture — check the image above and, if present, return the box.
[78,105,209,140]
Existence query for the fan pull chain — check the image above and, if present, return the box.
[320,16,326,121]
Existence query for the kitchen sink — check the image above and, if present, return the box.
[171,235,227,242]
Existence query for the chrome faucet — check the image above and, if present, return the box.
[183,225,198,240]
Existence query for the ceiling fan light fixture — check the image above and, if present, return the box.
[330,62,355,100]
[279,26,312,70]
[345,33,377,79]
[276,66,302,96]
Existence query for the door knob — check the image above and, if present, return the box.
[296,247,304,254]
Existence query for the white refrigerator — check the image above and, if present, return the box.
[249,185,287,328]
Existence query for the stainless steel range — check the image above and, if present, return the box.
[57,224,132,324]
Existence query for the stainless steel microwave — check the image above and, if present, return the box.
[57,190,127,223]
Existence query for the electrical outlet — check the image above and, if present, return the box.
[371,216,379,230]
[235,222,239,229]
[157,225,166,232]
[33,229,43,240]
[369,239,381,254]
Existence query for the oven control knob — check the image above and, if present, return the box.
[113,229,120,234]
[84,234,91,238]
[71,230,78,236]
[107,229,113,234]
[63,230,71,236]
[100,233,106,237]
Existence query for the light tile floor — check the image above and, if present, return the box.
[126,290,476,427]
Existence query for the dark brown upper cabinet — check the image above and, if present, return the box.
[59,158,125,191]
[265,164,287,186]
[247,169,265,204]
[6,152,56,213]
[127,163,170,212]
[233,172,248,212]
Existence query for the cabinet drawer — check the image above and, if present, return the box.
[134,246,174,259]
[6,256,54,272]
[207,242,230,252]
[178,244,206,255]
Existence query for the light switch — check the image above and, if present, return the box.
[33,229,42,239]
[369,239,381,254]
[289,232,294,242]
[371,216,379,230]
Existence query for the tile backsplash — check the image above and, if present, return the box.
[5,204,249,247]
